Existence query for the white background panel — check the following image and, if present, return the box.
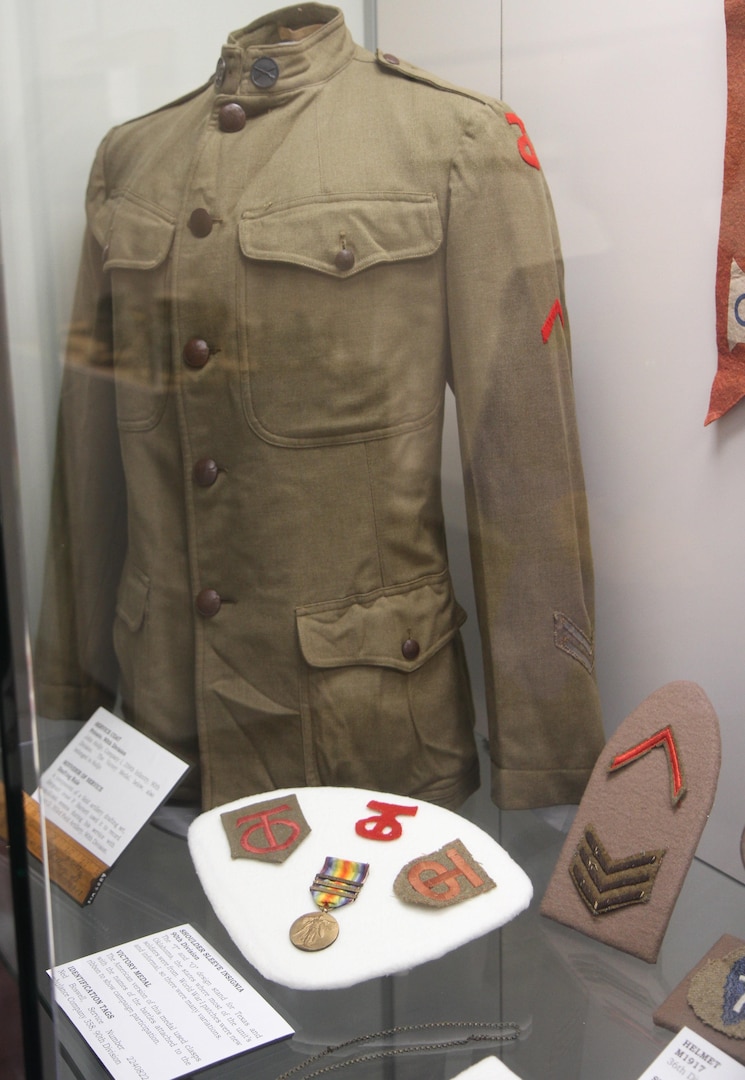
[378,1,743,883]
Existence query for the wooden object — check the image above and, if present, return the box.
[0,784,108,905]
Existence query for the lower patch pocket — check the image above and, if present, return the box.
[296,572,476,794]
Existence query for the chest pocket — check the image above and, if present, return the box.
[96,193,176,430]
[238,193,446,447]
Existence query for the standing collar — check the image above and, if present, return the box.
[214,5,354,99]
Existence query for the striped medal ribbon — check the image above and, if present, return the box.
[290,856,369,952]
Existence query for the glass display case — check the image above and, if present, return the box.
[0,258,46,1080]
[2,2,744,1078]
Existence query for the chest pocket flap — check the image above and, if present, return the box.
[239,192,442,277]
[296,572,466,672]
[95,194,176,271]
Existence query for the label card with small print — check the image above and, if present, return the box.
[33,707,189,864]
[638,1027,745,1080]
[49,924,294,1080]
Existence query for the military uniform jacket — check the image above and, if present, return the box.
[35,3,605,810]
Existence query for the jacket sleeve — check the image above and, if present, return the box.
[34,136,127,721]
[446,100,605,808]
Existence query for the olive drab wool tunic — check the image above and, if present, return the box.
[35,4,605,810]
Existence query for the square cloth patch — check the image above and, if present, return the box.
[188,786,532,990]
[654,934,745,1065]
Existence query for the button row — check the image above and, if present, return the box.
[183,338,211,368]
[193,457,219,487]
[219,102,246,132]
[196,588,222,618]
[188,208,213,238]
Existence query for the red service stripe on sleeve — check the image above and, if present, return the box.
[541,299,564,343]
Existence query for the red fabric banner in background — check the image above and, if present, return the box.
[708,0,745,423]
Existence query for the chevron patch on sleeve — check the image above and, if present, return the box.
[569,825,666,915]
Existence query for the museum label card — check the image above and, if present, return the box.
[50,924,294,1080]
[34,708,189,863]
[638,1027,745,1079]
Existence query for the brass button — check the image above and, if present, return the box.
[196,588,221,617]
[189,208,213,238]
[402,638,420,661]
[194,458,219,487]
[250,57,279,88]
[183,338,211,369]
[335,248,355,271]
[219,102,246,132]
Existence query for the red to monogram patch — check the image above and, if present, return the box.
[505,112,541,169]
[355,800,419,841]
[220,793,311,862]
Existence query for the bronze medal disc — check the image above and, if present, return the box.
[289,910,339,952]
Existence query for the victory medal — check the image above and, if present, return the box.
[290,857,369,952]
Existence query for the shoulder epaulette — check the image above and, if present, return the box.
[375,48,493,105]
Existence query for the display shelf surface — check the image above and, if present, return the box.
[24,732,745,1080]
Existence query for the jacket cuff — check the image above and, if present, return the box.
[490,760,595,810]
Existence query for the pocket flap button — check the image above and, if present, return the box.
[335,248,355,271]
[402,638,420,661]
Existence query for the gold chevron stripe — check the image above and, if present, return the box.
[569,825,666,916]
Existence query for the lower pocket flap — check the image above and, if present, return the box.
[296,573,466,671]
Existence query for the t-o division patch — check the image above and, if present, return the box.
[688,946,745,1040]
[394,838,495,908]
[220,793,310,863]
[569,825,665,915]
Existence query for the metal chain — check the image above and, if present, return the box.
[274,1020,521,1080]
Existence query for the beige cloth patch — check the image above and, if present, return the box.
[220,793,310,862]
[688,946,745,1040]
[394,838,495,908]
[654,934,745,1066]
